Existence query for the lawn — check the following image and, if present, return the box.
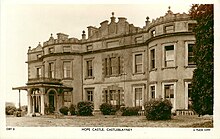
[6,115,213,127]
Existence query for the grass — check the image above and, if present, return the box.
[6,115,213,127]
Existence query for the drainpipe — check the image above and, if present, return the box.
[81,54,83,101]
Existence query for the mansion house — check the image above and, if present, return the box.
[13,8,197,116]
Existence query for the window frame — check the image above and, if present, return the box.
[63,46,71,53]
[185,41,196,67]
[63,91,72,107]
[48,47,55,54]
[149,84,156,100]
[184,81,192,109]
[63,61,72,79]
[86,60,93,78]
[162,43,176,69]
[48,62,55,78]
[162,82,176,110]
[36,67,42,78]
[149,48,156,70]
[132,85,145,108]
[132,51,144,74]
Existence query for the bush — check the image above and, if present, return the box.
[59,106,69,115]
[77,101,94,116]
[121,107,140,116]
[144,99,172,120]
[69,104,76,115]
[100,103,117,115]
[5,106,17,115]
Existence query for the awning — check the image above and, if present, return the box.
[12,84,73,91]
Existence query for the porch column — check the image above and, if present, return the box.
[40,88,45,115]
[27,89,32,116]
[32,96,35,113]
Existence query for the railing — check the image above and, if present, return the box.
[27,77,62,85]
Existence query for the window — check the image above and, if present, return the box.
[188,44,195,65]
[104,56,122,77]
[49,47,54,54]
[63,61,71,78]
[87,90,93,102]
[164,84,174,99]
[48,62,55,78]
[188,83,192,109]
[151,30,156,37]
[150,49,155,70]
[164,45,175,67]
[64,92,72,107]
[36,67,42,78]
[110,57,118,75]
[134,54,143,73]
[104,90,121,106]
[135,88,142,107]
[87,45,93,52]
[150,85,156,99]
[86,60,93,77]
[63,46,71,53]
[164,25,174,33]
[37,54,42,59]
[135,36,143,44]
[188,23,196,32]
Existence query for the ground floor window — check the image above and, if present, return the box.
[86,89,94,102]
[185,82,193,109]
[64,92,72,107]
[149,85,156,99]
[132,85,145,108]
[162,82,176,110]
[102,85,124,107]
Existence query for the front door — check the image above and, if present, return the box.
[49,91,55,113]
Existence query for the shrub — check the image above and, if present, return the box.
[100,103,117,115]
[144,99,172,120]
[5,106,17,115]
[77,101,94,116]
[69,104,76,115]
[59,106,69,115]
[121,107,140,116]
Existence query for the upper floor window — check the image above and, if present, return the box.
[63,46,71,53]
[151,30,156,37]
[164,25,174,33]
[48,62,55,78]
[87,45,93,52]
[36,67,42,78]
[150,49,155,70]
[135,36,143,44]
[49,47,54,54]
[185,42,196,67]
[104,55,122,77]
[188,23,196,32]
[188,44,195,65]
[86,60,93,78]
[133,52,144,74]
[37,54,42,59]
[63,61,71,78]
[164,45,175,67]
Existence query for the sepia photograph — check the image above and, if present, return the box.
[0,0,219,139]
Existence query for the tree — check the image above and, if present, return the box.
[189,4,213,115]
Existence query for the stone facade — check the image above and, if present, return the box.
[14,9,197,115]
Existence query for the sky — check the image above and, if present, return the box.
[0,1,209,107]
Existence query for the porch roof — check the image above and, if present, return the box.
[12,84,73,91]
